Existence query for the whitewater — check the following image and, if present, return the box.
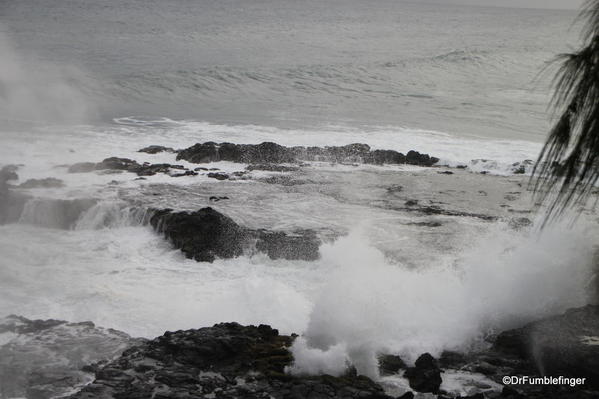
[1,0,598,396]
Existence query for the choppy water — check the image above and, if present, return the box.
[1,1,598,395]
[0,0,580,139]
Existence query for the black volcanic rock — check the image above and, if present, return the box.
[176,141,439,167]
[138,145,175,154]
[256,230,321,261]
[150,207,250,262]
[404,353,442,394]
[149,207,322,262]
[69,158,195,177]
[207,172,230,180]
[406,150,437,167]
[246,164,300,172]
[68,322,393,399]
[176,141,221,163]
[95,157,139,171]
[368,149,406,165]
[378,354,407,376]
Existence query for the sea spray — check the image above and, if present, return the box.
[288,220,598,378]
[0,26,93,124]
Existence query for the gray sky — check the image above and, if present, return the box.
[431,0,585,10]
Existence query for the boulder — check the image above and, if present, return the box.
[403,353,442,393]
[207,172,230,180]
[148,207,322,262]
[406,150,438,167]
[149,207,251,262]
[95,157,139,171]
[138,145,175,154]
[378,354,406,375]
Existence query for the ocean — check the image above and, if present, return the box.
[0,1,597,397]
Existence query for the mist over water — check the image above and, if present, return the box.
[0,28,93,124]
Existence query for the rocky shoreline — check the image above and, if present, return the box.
[1,141,597,398]
[1,306,598,399]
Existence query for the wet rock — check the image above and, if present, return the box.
[369,149,406,165]
[18,177,65,189]
[134,163,179,176]
[149,207,323,262]
[437,171,454,175]
[149,207,250,262]
[405,199,419,206]
[68,322,393,399]
[261,175,310,186]
[69,158,195,177]
[169,170,198,177]
[176,141,439,167]
[246,164,300,172]
[0,315,137,399]
[493,305,599,388]
[256,230,321,261]
[404,353,442,394]
[406,150,438,167]
[95,157,139,171]
[207,172,230,180]
[378,354,406,375]
[138,145,175,154]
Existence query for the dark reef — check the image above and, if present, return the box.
[150,207,321,262]
[175,141,439,167]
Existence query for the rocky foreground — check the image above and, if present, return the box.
[1,306,598,399]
